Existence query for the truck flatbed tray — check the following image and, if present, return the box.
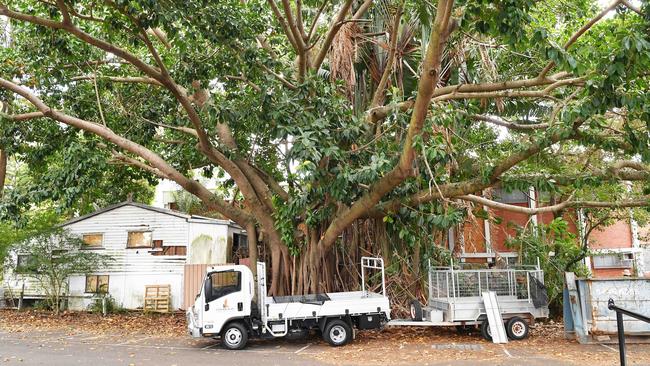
[273,293,331,305]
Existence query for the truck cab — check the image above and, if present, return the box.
[187,258,391,350]
[187,264,254,341]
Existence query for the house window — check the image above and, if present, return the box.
[85,275,109,293]
[493,188,529,204]
[82,233,104,248]
[592,253,634,269]
[232,233,249,262]
[127,231,153,248]
[152,246,187,256]
[16,255,36,273]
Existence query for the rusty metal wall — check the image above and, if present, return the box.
[580,278,650,334]
[183,264,210,310]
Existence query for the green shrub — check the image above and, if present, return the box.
[87,295,127,314]
[506,218,590,314]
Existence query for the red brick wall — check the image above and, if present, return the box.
[588,220,633,250]
[489,203,530,252]
[462,218,486,253]
[456,192,636,280]
[591,268,630,278]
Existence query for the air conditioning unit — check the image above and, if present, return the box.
[620,258,634,268]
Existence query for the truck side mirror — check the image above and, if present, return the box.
[204,275,212,302]
[204,303,209,311]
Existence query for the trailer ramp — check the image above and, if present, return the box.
[482,291,508,344]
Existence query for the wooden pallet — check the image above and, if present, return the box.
[144,285,171,313]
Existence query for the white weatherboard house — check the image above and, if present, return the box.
[2,202,244,311]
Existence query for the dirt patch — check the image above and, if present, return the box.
[311,321,650,366]
[0,309,186,337]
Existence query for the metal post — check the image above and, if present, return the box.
[616,311,626,366]
[526,272,531,302]
[607,298,650,366]
[361,258,366,295]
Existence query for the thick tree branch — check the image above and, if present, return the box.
[539,0,622,78]
[267,0,300,51]
[71,75,163,86]
[369,120,585,217]
[319,0,454,251]
[458,194,650,214]
[0,77,253,225]
[1,111,45,121]
[0,148,6,197]
[261,64,298,90]
[352,0,373,20]
[369,3,403,111]
[470,114,549,131]
[0,6,163,80]
[367,72,572,123]
[307,0,329,42]
[109,150,171,180]
[432,77,585,102]
[311,0,354,71]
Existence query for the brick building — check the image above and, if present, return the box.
[450,188,648,278]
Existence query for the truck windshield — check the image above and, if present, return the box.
[206,271,241,302]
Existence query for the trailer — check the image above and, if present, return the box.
[186,257,390,349]
[388,260,549,342]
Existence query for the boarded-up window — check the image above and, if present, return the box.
[127,231,152,248]
[85,275,109,293]
[152,246,187,256]
[82,233,103,247]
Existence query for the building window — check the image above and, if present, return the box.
[152,246,187,256]
[127,231,153,248]
[493,188,529,204]
[592,253,634,269]
[232,233,249,263]
[85,275,109,293]
[82,233,104,248]
[16,255,36,273]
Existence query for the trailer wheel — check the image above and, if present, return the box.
[409,299,423,321]
[323,319,352,347]
[221,322,248,350]
[506,317,529,340]
[480,319,492,341]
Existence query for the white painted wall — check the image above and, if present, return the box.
[187,220,230,265]
[63,205,190,310]
[2,203,238,311]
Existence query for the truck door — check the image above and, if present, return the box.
[202,270,250,335]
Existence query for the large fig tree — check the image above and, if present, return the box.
[0,0,649,295]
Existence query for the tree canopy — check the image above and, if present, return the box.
[0,0,648,295]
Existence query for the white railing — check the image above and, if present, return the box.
[361,257,386,297]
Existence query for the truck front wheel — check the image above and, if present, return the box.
[221,322,249,350]
[323,319,352,347]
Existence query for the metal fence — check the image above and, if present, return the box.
[429,265,545,303]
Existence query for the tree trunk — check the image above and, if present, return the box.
[0,148,6,197]
[246,222,258,279]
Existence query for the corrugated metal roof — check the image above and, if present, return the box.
[62,201,236,227]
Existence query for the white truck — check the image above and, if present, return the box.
[187,257,391,349]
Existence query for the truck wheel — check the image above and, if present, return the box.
[221,322,248,350]
[480,319,492,341]
[410,299,423,321]
[323,319,352,347]
[506,317,529,340]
